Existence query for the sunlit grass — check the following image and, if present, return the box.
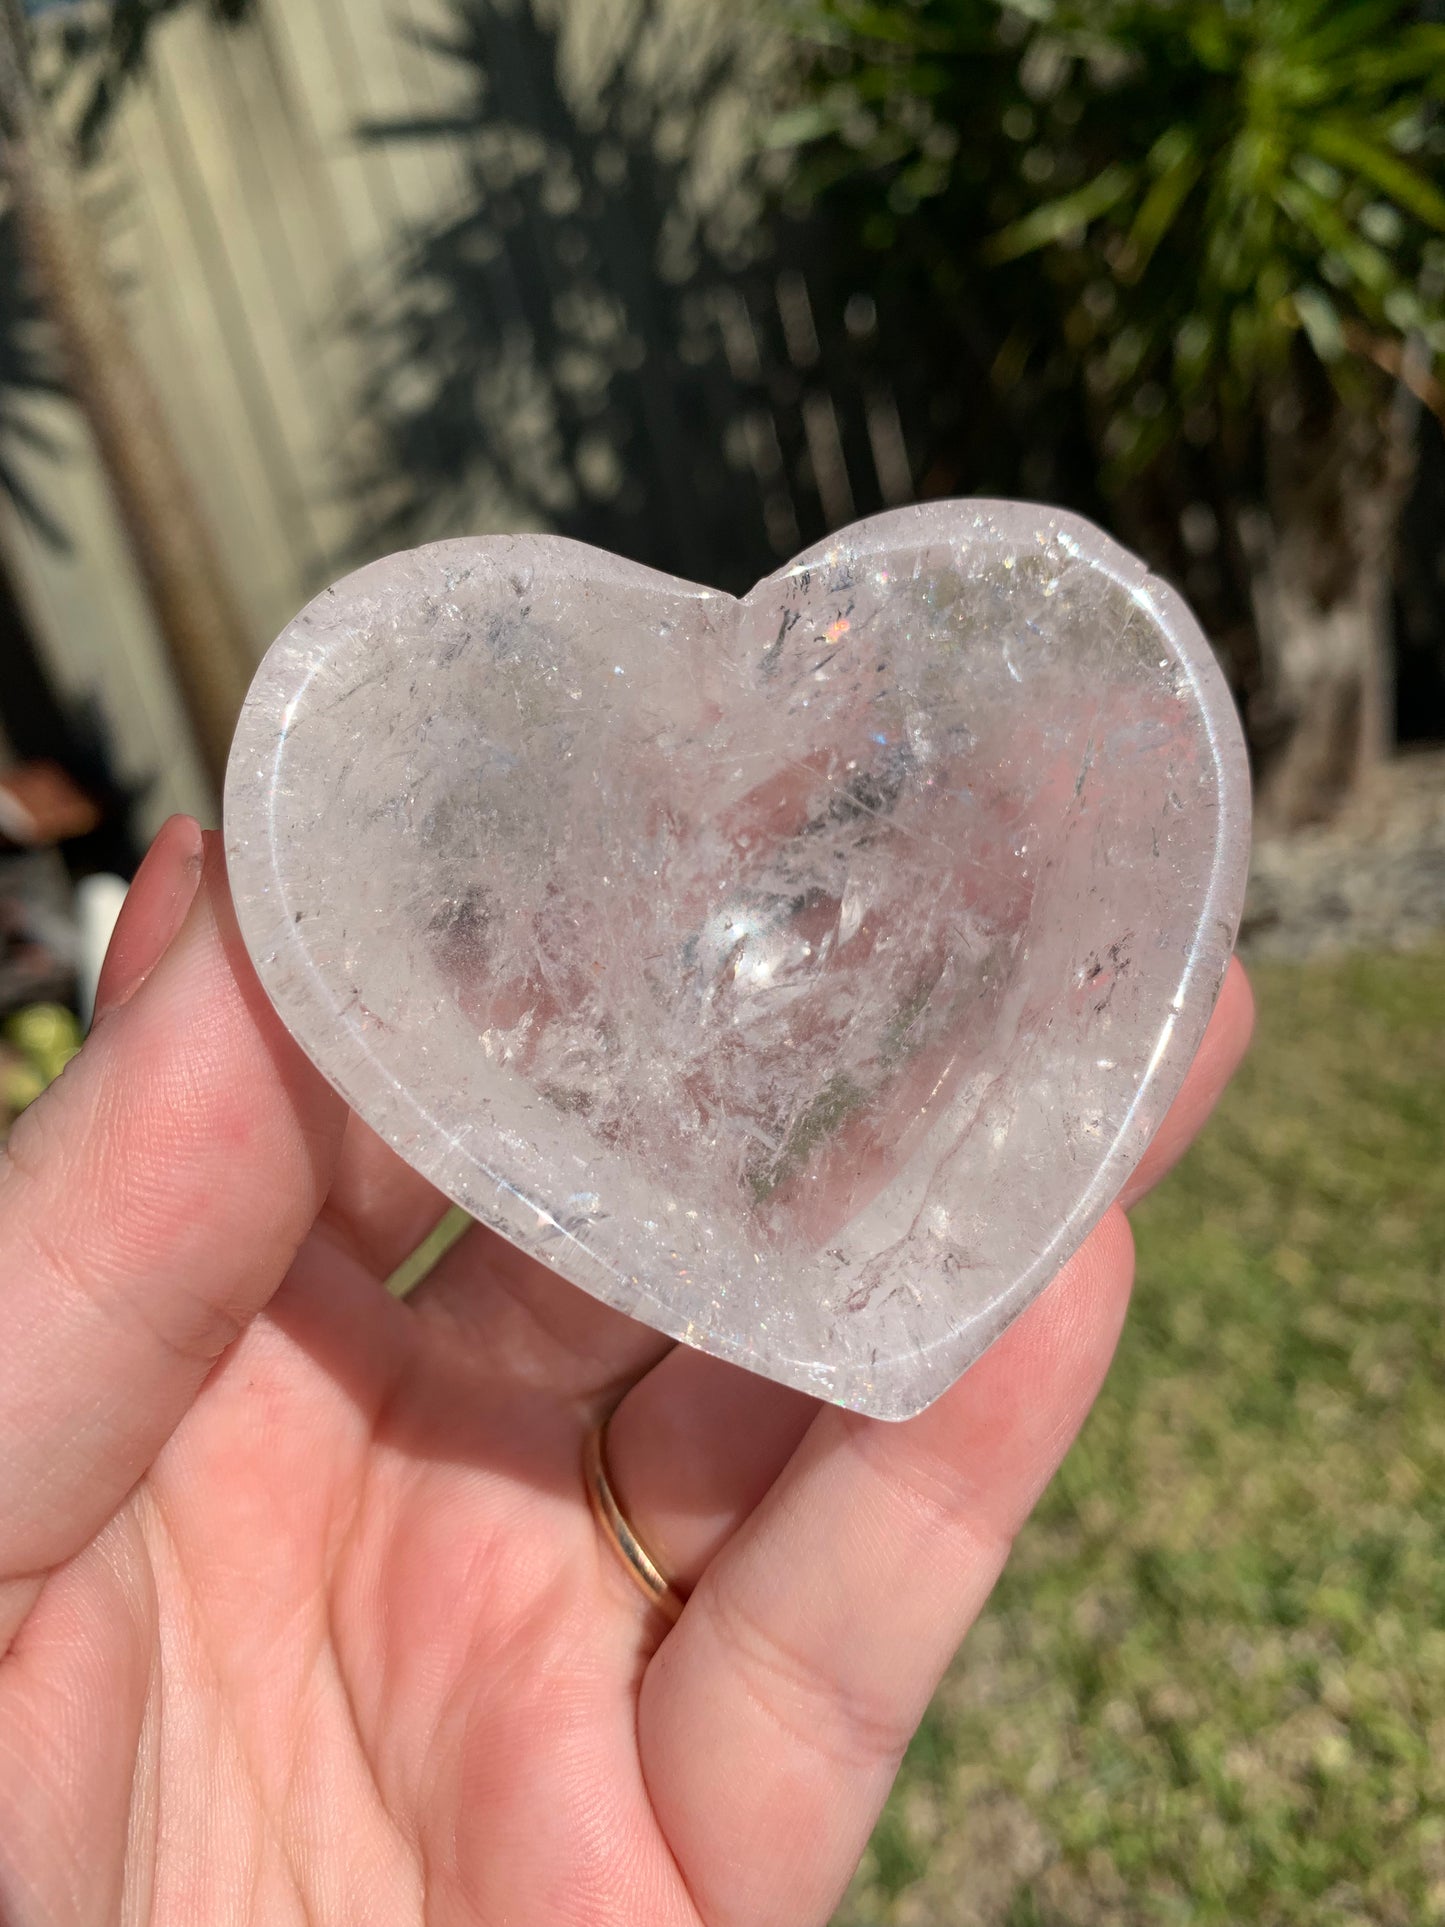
[839,944,1445,1926]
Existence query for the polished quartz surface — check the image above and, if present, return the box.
[224,502,1250,1417]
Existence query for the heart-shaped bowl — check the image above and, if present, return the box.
[225,501,1250,1418]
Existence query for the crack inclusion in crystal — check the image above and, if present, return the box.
[413,574,1093,1255]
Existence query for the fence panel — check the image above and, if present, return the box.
[3,0,923,840]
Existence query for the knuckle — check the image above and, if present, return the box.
[841,1416,1017,1571]
[1,1073,77,1194]
[707,1574,914,1775]
[21,1196,246,1376]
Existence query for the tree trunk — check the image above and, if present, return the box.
[0,4,255,804]
[1248,359,1413,833]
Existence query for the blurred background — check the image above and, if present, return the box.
[0,0,1441,1918]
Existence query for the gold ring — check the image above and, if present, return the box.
[584,1416,684,1625]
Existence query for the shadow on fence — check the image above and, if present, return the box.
[351,0,924,594]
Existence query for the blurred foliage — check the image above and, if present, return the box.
[48,0,254,156]
[0,202,69,545]
[1,1000,80,1125]
[839,941,1445,1925]
[773,0,1445,492]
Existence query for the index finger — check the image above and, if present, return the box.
[0,835,346,1653]
[638,1207,1137,1927]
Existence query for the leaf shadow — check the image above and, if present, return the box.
[347,0,891,593]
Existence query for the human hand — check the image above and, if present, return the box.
[0,817,1252,1925]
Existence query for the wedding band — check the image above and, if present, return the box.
[584,1416,684,1624]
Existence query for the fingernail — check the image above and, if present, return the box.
[91,815,206,1023]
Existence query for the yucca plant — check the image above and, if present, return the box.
[773,0,1445,826]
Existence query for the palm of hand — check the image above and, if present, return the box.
[0,827,1251,1926]
[9,1207,704,1924]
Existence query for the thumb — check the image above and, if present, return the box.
[0,829,346,1651]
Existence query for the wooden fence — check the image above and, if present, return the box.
[0,0,920,839]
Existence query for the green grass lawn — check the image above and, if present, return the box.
[838,944,1445,1927]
